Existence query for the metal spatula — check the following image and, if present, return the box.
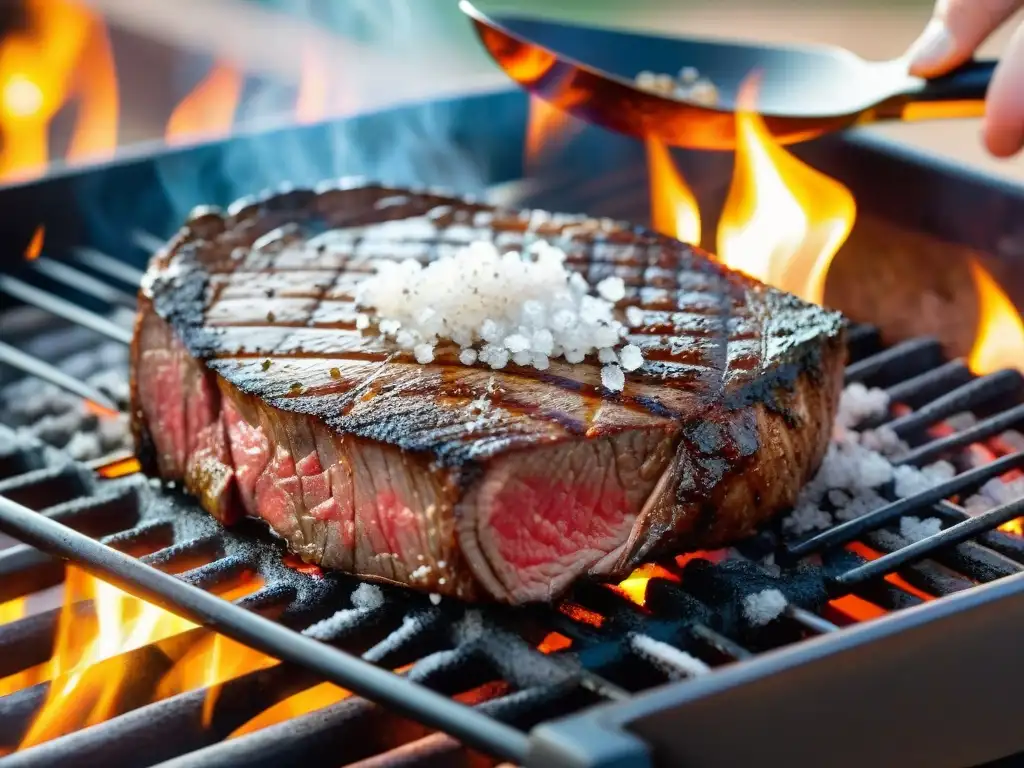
[460,1,993,150]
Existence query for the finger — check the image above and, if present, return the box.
[983,19,1024,156]
[906,0,1024,77]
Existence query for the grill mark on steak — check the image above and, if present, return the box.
[131,182,845,604]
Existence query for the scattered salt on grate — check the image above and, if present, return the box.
[783,504,833,536]
[835,382,890,429]
[980,476,1024,507]
[899,516,942,543]
[302,583,385,641]
[742,588,788,626]
[893,461,954,499]
[859,426,909,458]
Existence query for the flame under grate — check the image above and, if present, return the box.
[2,223,1024,766]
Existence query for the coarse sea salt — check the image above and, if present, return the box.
[354,240,643,392]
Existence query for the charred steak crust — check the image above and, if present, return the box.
[131,181,846,604]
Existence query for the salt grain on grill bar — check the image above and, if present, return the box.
[354,239,645,392]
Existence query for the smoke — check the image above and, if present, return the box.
[81,0,508,256]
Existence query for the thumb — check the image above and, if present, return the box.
[905,0,1024,77]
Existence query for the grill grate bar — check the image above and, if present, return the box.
[71,247,147,288]
[0,493,532,764]
[0,341,120,413]
[883,359,973,408]
[895,403,1024,466]
[886,370,1024,438]
[0,274,133,345]
[784,605,838,634]
[844,337,942,385]
[132,229,167,256]
[787,450,1024,558]
[834,496,1024,588]
[28,256,138,309]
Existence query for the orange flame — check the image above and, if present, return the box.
[229,682,351,738]
[14,568,266,750]
[646,136,701,245]
[524,95,579,173]
[716,77,856,305]
[296,46,328,125]
[165,62,243,146]
[157,633,279,727]
[0,0,117,181]
[24,225,44,260]
[967,258,1024,376]
[65,14,118,164]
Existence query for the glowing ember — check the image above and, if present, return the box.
[1001,519,1024,536]
[616,562,680,607]
[96,456,142,479]
[558,602,604,628]
[537,632,573,654]
[716,76,856,305]
[646,136,701,245]
[845,542,933,602]
[966,258,1024,376]
[165,61,243,146]
[24,225,44,260]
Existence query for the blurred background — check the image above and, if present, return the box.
[0,0,1019,185]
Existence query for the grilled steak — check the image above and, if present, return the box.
[131,182,845,604]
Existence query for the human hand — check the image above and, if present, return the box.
[905,0,1024,157]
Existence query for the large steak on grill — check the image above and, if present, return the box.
[130,182,846,604]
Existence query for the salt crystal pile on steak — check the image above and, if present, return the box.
[130,182,845,604]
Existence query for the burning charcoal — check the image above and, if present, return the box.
[980,476,1024,506]
[679,559,826,637]
[95,342,130,371]
[87,369,131,408]
[60,349,105,381]
[97,414,132,452]
[24,326,102,363]
[64,431,103,461]
[945,411,978,431]
[998,429,1024,453]
[29,406,100,449]
[1,378,79,425]
[963,494,994,515]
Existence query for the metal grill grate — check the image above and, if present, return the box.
[1,213,1024,767]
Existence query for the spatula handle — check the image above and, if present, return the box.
[916,59,996,103]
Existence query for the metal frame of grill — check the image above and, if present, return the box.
[1,20,1024,768]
